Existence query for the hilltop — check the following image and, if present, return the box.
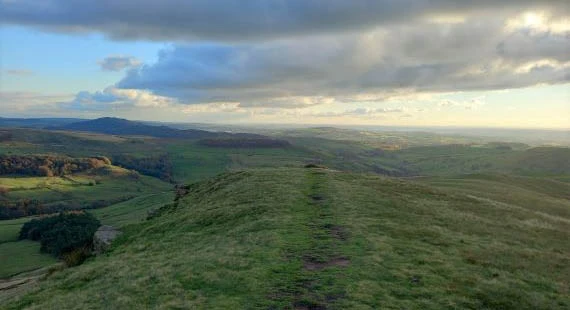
[5,168,568,309]
[49,117,219,139]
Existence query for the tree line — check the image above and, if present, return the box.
[0,155,111,177]
[0,196,134,220]
[111,154,173,182]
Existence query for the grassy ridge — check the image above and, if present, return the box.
[90,192,175,228]
[6,169,568,309]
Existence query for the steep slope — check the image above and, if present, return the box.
[5,169,569,309]
[51,117,218,139]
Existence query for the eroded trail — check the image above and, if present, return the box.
[269,169,350,309]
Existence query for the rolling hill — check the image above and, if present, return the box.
[50,117,219,139]
[4,168,568,309]
[0,118,83,129]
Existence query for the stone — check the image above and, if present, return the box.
[93,225,121,254]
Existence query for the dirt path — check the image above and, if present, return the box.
[291,169,351,309]
[0,265,62,305]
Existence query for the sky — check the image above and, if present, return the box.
[0,0,569,128]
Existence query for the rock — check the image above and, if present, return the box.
[93,225,121,254]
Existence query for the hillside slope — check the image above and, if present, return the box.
[51,117,218,139]
[5,169,569,309]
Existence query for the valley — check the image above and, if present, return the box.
[0,118,568,309]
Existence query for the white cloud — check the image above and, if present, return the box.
[62,87,174,111]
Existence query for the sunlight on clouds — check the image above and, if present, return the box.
[506,11,570,34]
[514,59,570,74]
[110,88,173,108]
[424,14,467,24]
[181,102,242,113]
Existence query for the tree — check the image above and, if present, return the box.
[38,165,54,177]
[19,212,101,257]
[0,186,8,196]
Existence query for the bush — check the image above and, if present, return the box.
[19,212,100,258]
[62,246,92,267]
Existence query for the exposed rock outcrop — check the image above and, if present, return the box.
[93,225,121,254]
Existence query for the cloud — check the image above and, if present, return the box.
[0,91,72,115]
[1,0,568,41]
[114,15,569,107]
[5,69,34,76]
[5,1,567,115]
[61,87,174,111]
[438,96,486,110]
[312,107,406,118]
[98,55,140,71]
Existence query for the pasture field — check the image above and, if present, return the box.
[0,191,173,279]
[0,241,57,279]
[0,167,171,212]
[0,218,31,244]
[0,166,172,280]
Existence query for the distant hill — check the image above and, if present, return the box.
[50,117,219,139]
[0,117,83,129]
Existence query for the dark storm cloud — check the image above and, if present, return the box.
[1,0,568,41]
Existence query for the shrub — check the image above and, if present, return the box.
[62,246,92,267]
[19,212,100,258]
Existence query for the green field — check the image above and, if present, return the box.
[0,191,174,279]
[0,163,172,280]
[0,241,57,279]
[5,168,568,309]
[0,166,171,213]
[0,218,31,244]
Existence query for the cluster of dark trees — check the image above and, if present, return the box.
[0,155,111,177]
[198,138,291,148]
[19,212,100,264]
[0,196,134,220]
[0,199,45,220]
[112,154,173,182]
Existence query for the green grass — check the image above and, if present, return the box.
[0,166,171,212]
[0,166,172,281]
[2,127,568,182]
[90,192,175,228]
[0,190,173,279]
[6,168,568,309]
[166,141,313,182]
[0,241,57,278]
[0,218,31,244]
[391,145,570,176]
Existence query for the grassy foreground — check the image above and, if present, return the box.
[4,168,569,309]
